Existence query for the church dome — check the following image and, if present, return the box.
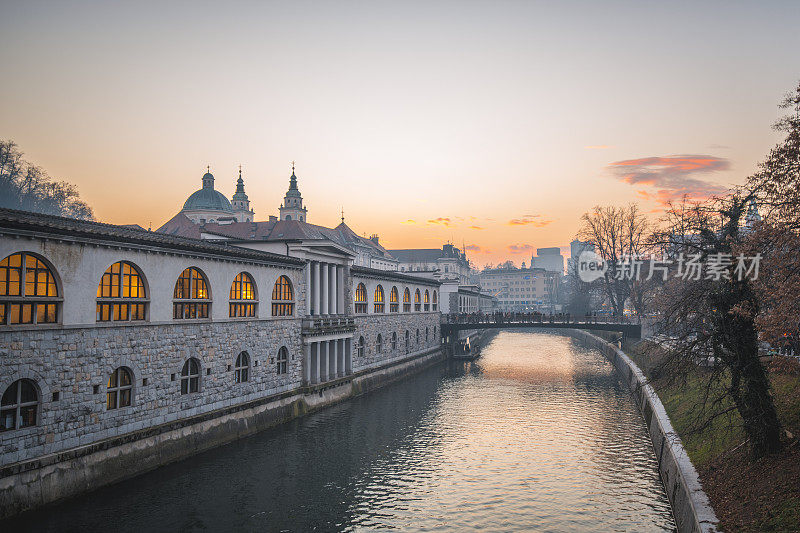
[182,171,233,212]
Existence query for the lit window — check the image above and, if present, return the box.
[180,358,200,394]
[414,289,421,311]
[230,272,257,318]
[107,367,133,410]
[173,268,210,319]
[0,379,38,431]
[272,275,294,316]
[276,347,288,375]
[424,290,430,311]
[235,351,250,383]
[354,283,367,314]
[0,253,59,325]
[389,286,399,313]
[374,285,385,313]
[97,262,147,322]
[402,288,411,313]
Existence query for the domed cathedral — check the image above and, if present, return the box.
[180,167,254,224]
[278,163,308,222]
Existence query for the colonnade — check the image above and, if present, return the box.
[304,338,352,384]
[306,261,345,316]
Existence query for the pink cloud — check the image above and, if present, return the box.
[507,244,534,254]
[427,217,453,227]
[507,214,553,227]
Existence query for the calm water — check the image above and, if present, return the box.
[6,331,675,532]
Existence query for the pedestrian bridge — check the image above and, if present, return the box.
[441,315,642,340]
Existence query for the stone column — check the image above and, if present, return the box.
[345,337,352,374]
[304,343,311,384]
[312,262,320,316]
[305,262,312,316]
[321,262,329,315]
[338,338,345,377]
[320,341,328,382]
[337,266,345,314]
[329,264,337,315]
[330,339,338,378]
[312,342,320,384]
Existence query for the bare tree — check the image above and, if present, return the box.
[577,204,651,316]
[0,140,93,220]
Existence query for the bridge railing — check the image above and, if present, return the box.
[441,312,637,326]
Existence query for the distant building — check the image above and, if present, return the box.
[531,247,564,274]
[567,239,594,274]
[479,265,561,313]
[389,243,472,283]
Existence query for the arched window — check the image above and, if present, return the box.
[404,330,410,353]
[414,289,421,311]
[426,327,429,342]
[354,283,367,314]
[433,291,438,311]
[97,261,147,322]
[416,328,420,344]
[358,336,365,358]
[276,347,288,375]
[402,288,411,313]
[1,379,38,431]
[391,332,397,350]
[173,268,210,319]
[374,285,385,313]
[107,367,133,410]
[424,290,430,311]
[230,272,257,318]
[235,351,250,383]
[0,253,59,325]
[389,286,399,313]
[376,333,383,353]
[180,358,200,394]
[271,276,294,316]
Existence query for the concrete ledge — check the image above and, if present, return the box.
[568,329,719,533]
[0,348,446,520]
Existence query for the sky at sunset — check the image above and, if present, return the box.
[2,0,799,266]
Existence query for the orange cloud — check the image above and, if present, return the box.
[427,217,453,227]
[507,214,553,227]
[401,219,416,225]
[469,225,485,230]
[465,244,485,253]
[608,154,730,206]
[507,244,534,254]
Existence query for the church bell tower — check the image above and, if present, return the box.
[279,162,308,222]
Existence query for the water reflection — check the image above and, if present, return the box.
[3,330,674,532]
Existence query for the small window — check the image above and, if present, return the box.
[432,291,438,311]
[180,358,200,394]
[235,351,250,383]
[272,276,294,316]
[354,283,367,314]
[0,253,59,325]
[391,332,397,350]
[276,347,288,375]
[424,290,430,311]
[389,286,399,313]
[107,367,133,410]
[230,272,257,318]
[404,330,410,353]
[358,336,365,358]
[426,327,429,342]
[416,328,420,345]
[376,333,383,353]
[173,268,210,319]
[374,285,385,313]
[0,379,38,431]
[97,261,147,322]
[414,289,421,312]
[402,288,411,313]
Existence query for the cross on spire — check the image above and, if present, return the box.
[291,160,295,173]
[206,165,210,173]
[341,207,345,224]
[238,164,242,178]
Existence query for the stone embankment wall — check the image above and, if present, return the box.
[568,329,719,533]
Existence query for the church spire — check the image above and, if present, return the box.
[231,165,253,222]
[279,162,307,222]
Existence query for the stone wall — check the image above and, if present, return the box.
[568,329,719,533]
[0,318,303,467]
[352,312,441,371]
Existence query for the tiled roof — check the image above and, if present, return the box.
[0,208,304,267]
[351,265,440,286]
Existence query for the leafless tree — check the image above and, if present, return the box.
[0,140,93,220]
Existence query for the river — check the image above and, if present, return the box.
[5,330,675,531]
